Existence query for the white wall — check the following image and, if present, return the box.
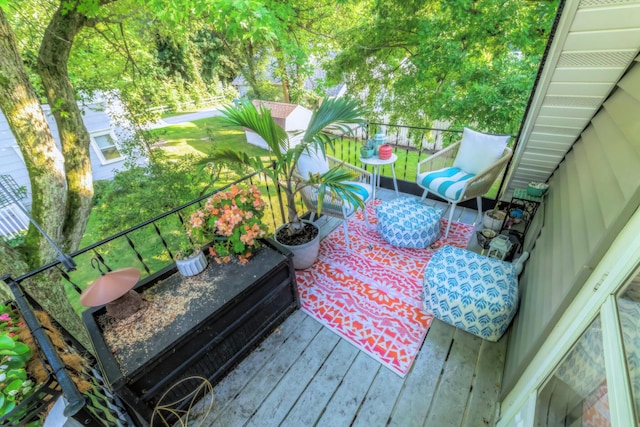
[245,129,305,150]
[0,98,144,220]
[285,106,312,132]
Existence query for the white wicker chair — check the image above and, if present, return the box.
[295,155,372,251]
[416,129,512,238]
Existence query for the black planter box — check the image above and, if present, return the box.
[82,240,299,422]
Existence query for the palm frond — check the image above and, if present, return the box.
[303,98,366,144]
[219,100,289,159]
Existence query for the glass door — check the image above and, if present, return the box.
[534,269,640,426]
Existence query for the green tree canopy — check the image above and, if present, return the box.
[327,0,559,135]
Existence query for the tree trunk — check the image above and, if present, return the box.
[274,47,290,103]
[0,8,90,347]
[0,240,27,301]
[37,3,94,254]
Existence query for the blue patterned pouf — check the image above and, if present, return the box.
[376,197,443,248]
[422,246,519,342]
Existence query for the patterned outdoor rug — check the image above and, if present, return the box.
[296,200,475,376]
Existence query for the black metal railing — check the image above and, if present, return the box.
[330,122,467,197]
[10,170,285,289]
[1,169,288,426]
[0,120,508,424]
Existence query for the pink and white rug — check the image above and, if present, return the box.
[296,200,475,376]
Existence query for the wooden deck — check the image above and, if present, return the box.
[190,190,508,427]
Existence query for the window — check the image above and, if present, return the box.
[535,316,610,426]
[92,131,122,163]
[616,279,640,425]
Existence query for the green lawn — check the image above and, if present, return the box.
[145,116,267,159]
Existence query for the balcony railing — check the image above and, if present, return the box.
[3,122,506,307]
[327,122,509,204]
[0,120,510,425]
[1,170,289,426]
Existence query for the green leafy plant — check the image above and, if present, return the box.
[208,97,367,241]
[0,304,35,417]
[182,184,268,264]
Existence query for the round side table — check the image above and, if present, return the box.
[359,153,399,201]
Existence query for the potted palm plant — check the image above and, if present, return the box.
[208,98,367,269]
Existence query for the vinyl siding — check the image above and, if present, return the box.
[502,59,640,394]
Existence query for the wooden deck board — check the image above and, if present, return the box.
[350,363,405,427]
[425,329,483,426]
[205,315,322,426]
[280,336,359,426]
[245,327,340,426]
[387,320,455,427]
[203,309,306,414]
[462,336,508,427]
[191,191,507,427]
[315,352,381,426]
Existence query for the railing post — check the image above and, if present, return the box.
[1,274,86,418]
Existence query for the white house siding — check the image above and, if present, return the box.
[0,113,32,210]
[284,107,312,132]
[1,103,129,188]
[245,103,312,149]
[0,99,140,237]
[502,58,640,395]
[246,131,269,150]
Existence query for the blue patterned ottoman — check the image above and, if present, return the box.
[376,197,443,248]
[422,246,518,341]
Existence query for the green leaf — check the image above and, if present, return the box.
[6,378,23,392]
[0,335,15,350]
[1,398,15,414]
[6,369,27,381]
[11,342,31,357]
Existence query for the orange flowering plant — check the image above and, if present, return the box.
[185,184,268,264]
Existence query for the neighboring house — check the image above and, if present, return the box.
[244,100,313,149]
[496,0,640,425]
[0,97,143,237]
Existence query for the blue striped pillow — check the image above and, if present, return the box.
[421,167,475,201]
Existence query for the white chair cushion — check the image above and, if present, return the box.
[418,167,475,201]
[453,128,509,175]
[297,148,330,178]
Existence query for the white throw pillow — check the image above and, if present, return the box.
[296,147,330,178]
[452,128,509,175]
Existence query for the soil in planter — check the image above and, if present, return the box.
[275,222,318,246]
[97,245,278,376]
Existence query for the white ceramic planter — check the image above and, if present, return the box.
[274,221,320,270]
[175,249,208,276]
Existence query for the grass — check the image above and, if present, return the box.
[144,116,266,160]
